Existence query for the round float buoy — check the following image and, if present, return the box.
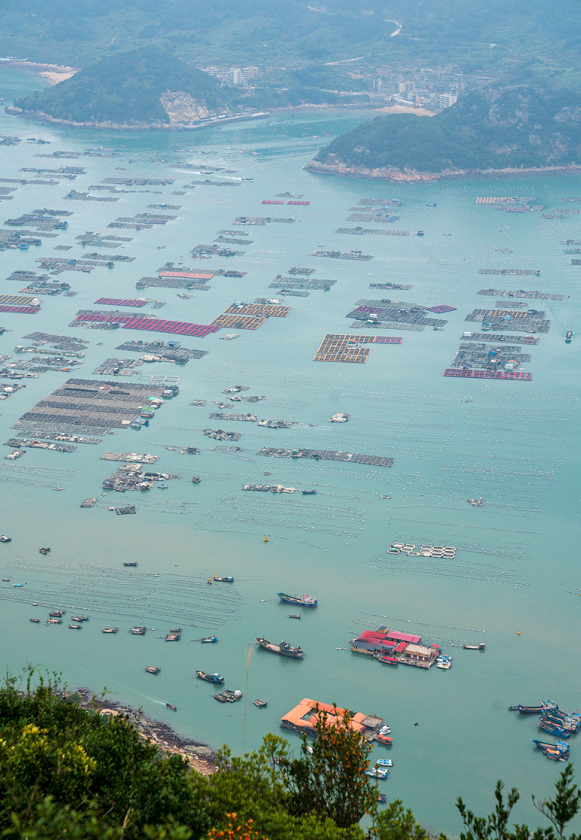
[517,629,521,635]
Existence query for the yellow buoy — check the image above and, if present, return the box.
[263,537,269,542]
[517,630,521,635]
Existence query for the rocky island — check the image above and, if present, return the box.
[307,68,581,182]
[7,46,262,130]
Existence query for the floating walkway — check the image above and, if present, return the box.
[478,269,540,276]
[478,289,565,300]
[444,368,532,380]
[71,312,220,338]
[95,298,148,308]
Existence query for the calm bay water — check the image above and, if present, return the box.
[0,67,580,833]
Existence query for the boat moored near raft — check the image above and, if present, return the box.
[256,637,304,658]
[254,699,268,708]
[214,689,242,703]
[195,670,224,684]
[277,592,318,608]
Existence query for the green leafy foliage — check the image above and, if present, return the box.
[13,47,233,124]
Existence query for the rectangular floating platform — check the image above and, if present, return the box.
[443,368,532,380]
[257,447,393,467]
[261,200,284,205]
[314,333,402,363]
[0,305,40,314]
[210,314,266,330]
[159,271,214,280]
[95,298,148,308]
[478,269,540,276]
[287,201,310,205]
[71,313,220,338]
[426,305,457,314]
[460,332,539,344]
[464,309,550,333]
[0,294,37,306]
[224,304,290,318]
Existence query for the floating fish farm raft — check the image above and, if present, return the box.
[450,343,530,371]
[280,698,387,742]
[115,341,207,363]
[314,333,402,363]
[100,452,159,463]
[349,305,446,329]
[350,626,441,670]
[335,227,408,236]
[0,304,40,314]
[257,447,393,467]
[478,268,540,276]
[95,298,148,308]
[224,304,290,318]
[465,309,550,333]
[70,311,220,338]
[210,314,266,330]
[310,249,373,261]
[13,378,170,434]
[444,369,532,380]
[270,276,335,291]
[478,289,566,300]
[460,332,539,344]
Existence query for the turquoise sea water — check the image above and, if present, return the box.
[0,67,580,833]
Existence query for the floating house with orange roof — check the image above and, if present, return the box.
[280,698,386,742]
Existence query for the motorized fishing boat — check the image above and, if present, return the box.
[538,719,569,738]
[2,578,9,582]
[71,616,89,622]
[543,711,581,731]
[376,759,393,767]
[130,626,147,635]
[533,739,569,754]
[123,562,138,567]
[69,624,82,630]
[39,547,51,555]
[192,476,201,484]
[214,575,234,582]
[46,618,62,624]
[49,611,65,617]
[102,627,119,633]
[195,671,224,684]
[166,703,177,711]
[288,614,301,620]
[1,535,12,543]
[277,592,318,608]
[255,637,304,658]
[29,618,41,623]
[508,701,558,714]
[566,330,573,342]
[145,666,161,674]
[214,689,242,703]
[201,636,218,643]
[463,643,485,650]
[254,699,267,708]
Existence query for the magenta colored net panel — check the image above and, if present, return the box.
[74,313,133,323]
[0,305,40,314]
[373,336,403,344]
[121,317,221,338]
[94,298,148,308]
[444,368,532,381]
[426,305,457,314]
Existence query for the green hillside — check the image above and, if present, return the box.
[313,68,581,175]
[0,0,580,71]
[12,47,234,125]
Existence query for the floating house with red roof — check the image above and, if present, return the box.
[350,626,440,669]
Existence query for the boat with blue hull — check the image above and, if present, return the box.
[195,671,224,684]
[508,701,558,715]
[277,592,318,608]
[538,719,570,738]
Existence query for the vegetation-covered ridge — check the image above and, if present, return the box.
[310,67,581,180]
[9,47,239,127]
[3,669,581,840]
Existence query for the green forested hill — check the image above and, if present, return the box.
[313,68,581,175]
[0,0,580,70]
[11,48,235,125]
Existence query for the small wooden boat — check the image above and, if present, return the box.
[130,626,147,635]
[29,618,41,623]
[196,670,224,684]
[2,578,9,582]
[377,793,387,804]
[166,703,177,711]
[254,699,267,708]
[71,616,89,622]
[49,611,65,617]
[102,627,119,634]
[289,614,301,620]
[463,642,485,650]
[166,629,181,641]
[46,619,62,624]
[69,624,82,630]
[39,547,51,555]
[213,575,234,582]
[145,666,161,674]
[1,535,12,543]
[123,562,138,567]
[192,476,201,484]
[201,636,218,643]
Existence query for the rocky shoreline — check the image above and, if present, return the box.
[73,687,217,776]
[305,158,581,182]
